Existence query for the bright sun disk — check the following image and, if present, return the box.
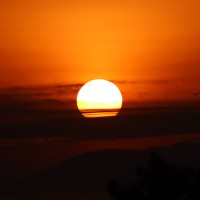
[77,79,122,118]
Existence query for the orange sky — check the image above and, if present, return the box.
[0,0,200,92]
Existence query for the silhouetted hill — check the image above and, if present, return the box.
[1,142,200,200]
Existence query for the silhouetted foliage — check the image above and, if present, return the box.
[107,152,200,200]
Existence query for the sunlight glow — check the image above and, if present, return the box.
[77,79,122,118]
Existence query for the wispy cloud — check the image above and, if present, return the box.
[0,84,83,112]
[0,134,200,155]
[113,79,170,85]
[0,79,200,114]
[193,91,200,96]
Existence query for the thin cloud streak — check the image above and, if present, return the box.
[0,133,200,156]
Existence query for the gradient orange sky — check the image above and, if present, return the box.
[1,0,200,91]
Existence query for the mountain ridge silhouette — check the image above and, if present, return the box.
[1,141,200,200]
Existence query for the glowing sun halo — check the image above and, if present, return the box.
[77,79,123,118]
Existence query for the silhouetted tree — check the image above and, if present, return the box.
[107,180,143,200]
[107,153,200,200]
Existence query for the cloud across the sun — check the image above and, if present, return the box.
[0,80,200,113]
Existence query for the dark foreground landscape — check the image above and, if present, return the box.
[1,141,200,199]
[0,85,200,199]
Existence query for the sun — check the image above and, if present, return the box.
[77,79,122,118]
